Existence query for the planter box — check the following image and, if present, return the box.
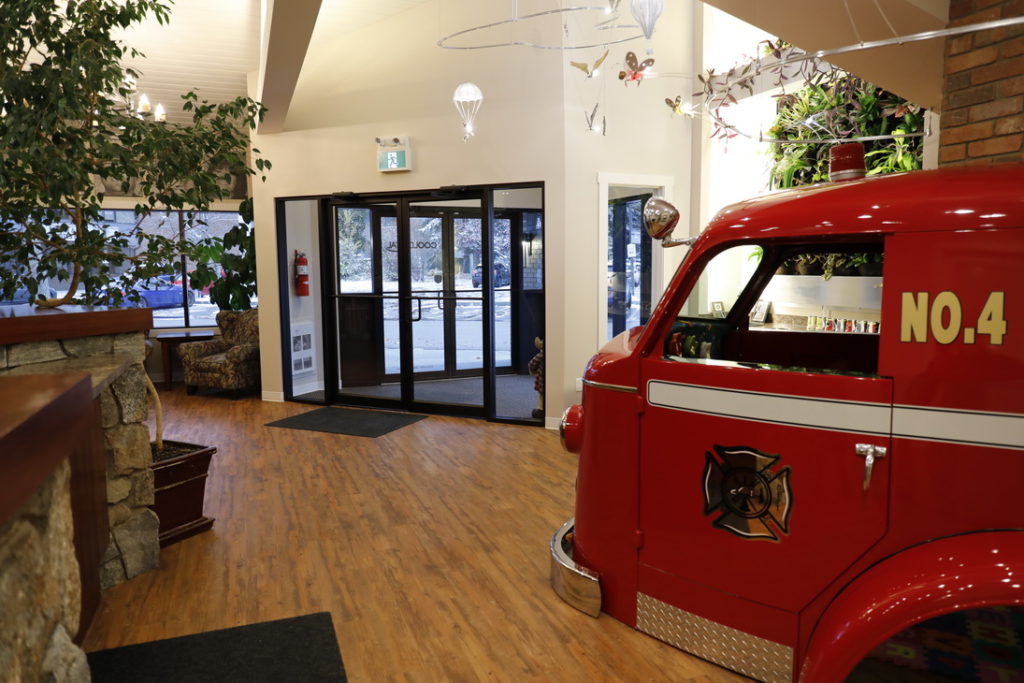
[149,441,215,547]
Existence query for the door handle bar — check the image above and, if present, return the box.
[855,443,888,492]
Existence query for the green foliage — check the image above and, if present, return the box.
[767,73,908,280]
[189,199,258,310]
[337,209,373,282]
[768,75,924,189]
[0,0,269,308]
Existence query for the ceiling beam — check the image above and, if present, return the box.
[257,0,322,134]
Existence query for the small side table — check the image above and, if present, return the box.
[154,331,215,390]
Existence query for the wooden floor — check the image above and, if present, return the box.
[82,389,745,682]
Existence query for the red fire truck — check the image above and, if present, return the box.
[552,155,1024,682]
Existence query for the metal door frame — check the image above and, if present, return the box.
[330,189,494,418]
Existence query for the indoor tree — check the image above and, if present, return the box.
[0,0,270,308]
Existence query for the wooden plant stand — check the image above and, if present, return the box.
[150,441,215,547]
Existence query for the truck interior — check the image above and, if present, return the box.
[664,240,886,377]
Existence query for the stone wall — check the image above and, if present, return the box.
[0,460,90,682]
[2,333,160,588]
[940,0,1024,164]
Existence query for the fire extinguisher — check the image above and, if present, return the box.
[294,250,309,296]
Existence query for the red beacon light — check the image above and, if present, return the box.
[829,142,866,182]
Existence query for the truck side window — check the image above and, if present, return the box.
[667,243,884,375]
[677,245,758,320]
[665,245,758,360]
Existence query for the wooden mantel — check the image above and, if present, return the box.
[0,304,152,345]
[0,374,95,524]
[0,372,108,641]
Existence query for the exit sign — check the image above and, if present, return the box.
[376,136,412,173]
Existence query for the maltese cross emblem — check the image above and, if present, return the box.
[702,445,792,541]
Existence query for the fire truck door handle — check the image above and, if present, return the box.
[856,444,888,492]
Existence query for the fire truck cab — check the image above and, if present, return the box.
[552,162,1024,682]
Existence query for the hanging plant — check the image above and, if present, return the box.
[693,36,925,171]
[693,38,803,140]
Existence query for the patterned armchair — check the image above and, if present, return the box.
[178,309,260,395]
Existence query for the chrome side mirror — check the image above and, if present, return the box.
[643,198,694,248]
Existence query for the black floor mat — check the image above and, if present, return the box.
[88,612,346,683]
[265,406,426,437]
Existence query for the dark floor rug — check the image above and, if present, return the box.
[849,605,1024,682]
[265,406,426,437]
[87,612,345,683]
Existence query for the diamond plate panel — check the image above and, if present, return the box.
[636,593,793,683]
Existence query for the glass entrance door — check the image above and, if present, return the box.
[335,202,398,400]
[333,194,495,415]
[407,199,486,408]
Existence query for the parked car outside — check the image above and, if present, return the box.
[0,283,57,305]
[471,262,511,288]
[172,268,225,297]
[0,262,57,305]
[126,275,195,308]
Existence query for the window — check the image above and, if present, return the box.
[666,241,884,376]
[96,209,253,328]
[183,211,255,327]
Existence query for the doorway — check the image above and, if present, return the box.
[607,192,653,340]
[278,184,544,423]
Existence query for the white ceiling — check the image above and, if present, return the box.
[312,0,431,38]
[117,0,260,125]
[117,0,954,129]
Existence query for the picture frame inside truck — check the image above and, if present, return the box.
[666,241,885,376]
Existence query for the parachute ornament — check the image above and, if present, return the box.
[630,0,663,53]
[452,82,483,142]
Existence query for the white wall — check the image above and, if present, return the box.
[250,0,566,405]
[251,0,698,421]
[557,1,698,419]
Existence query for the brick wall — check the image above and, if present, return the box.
[940,0,1024,164]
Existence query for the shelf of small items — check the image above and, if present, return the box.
[754,276,882,333]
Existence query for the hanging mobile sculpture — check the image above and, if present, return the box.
[630,0,664,45]
[618,51,654,85]
[584,103,606,135]
[665,95,697,117]
[570,49,609,78]
[452,82,483,141]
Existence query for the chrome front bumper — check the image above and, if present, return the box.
[549,517,601,617]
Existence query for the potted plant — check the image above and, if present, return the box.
[149,438,217,547]
[189,200,259,311]
[0,0,270,545]
[794,254,823,275]
[0,0,271,309]
[775,256,796,275]
[821,253,857,280]
[851,252,884,277]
